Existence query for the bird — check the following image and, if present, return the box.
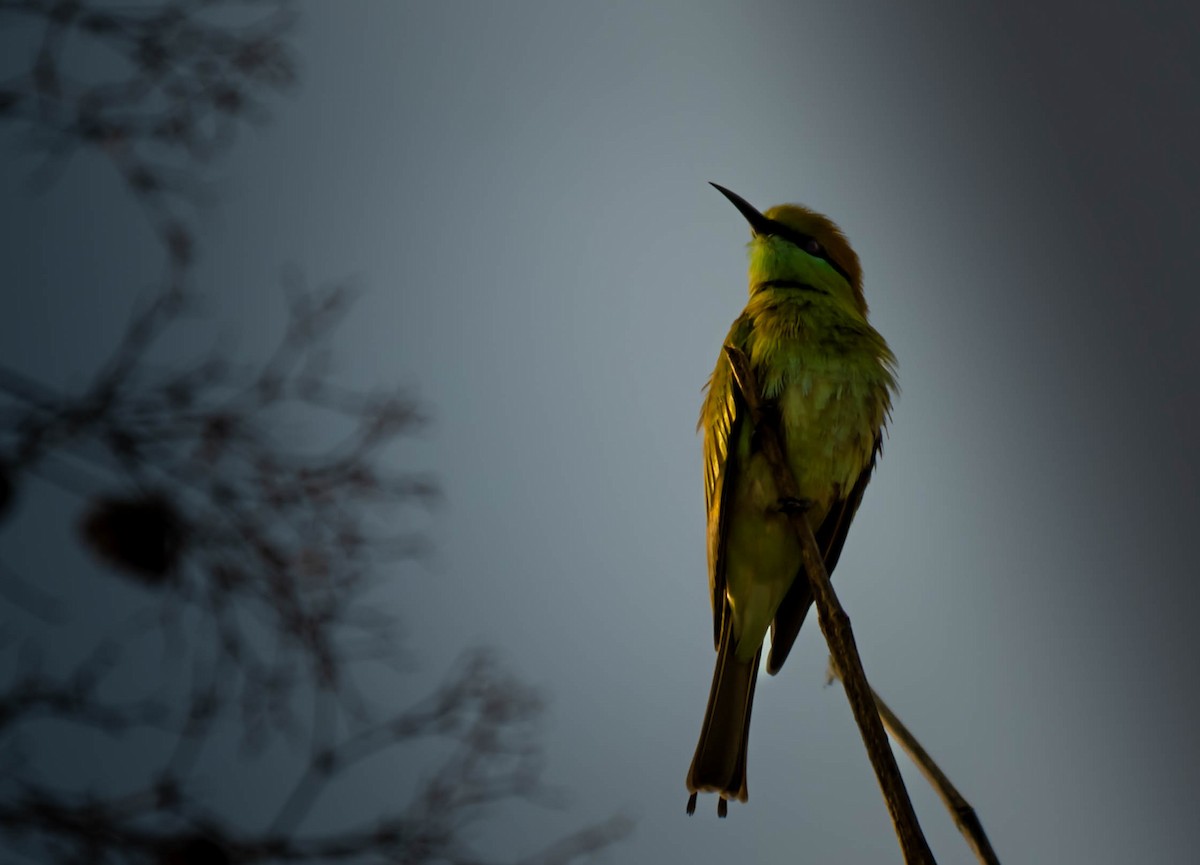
[686,183,897,816]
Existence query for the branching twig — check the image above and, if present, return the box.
[722,344,935,865]
[826,661,1002,865]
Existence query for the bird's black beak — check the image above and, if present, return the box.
[709,182,774,237]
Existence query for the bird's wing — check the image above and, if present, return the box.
[701,315,752,649]
[765,437,880,675]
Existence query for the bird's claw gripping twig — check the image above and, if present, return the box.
[776,496,814,515]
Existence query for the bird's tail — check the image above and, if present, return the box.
[686,612,760,814]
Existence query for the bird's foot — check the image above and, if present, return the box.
[776,496,814,515]
[685,792,731,818]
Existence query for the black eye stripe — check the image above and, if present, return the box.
[764,219,853,286]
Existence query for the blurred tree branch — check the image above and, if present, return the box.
[0,2,631,863]
[0,0,299,275]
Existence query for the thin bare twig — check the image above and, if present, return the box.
[722,344,935,865]
[826,661,1001,865]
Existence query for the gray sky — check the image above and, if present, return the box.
[3,1,1199,862]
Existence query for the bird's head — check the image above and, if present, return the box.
[710,182,866,317]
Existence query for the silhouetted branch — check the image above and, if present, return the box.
[722,344,935,865]
[825,661,1002,864]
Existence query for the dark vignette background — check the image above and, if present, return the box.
[2,1,1197,862]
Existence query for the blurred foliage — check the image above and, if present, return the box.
[0,2,631,862]
[0,0,299,271]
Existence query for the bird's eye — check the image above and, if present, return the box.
[802,238,823,255]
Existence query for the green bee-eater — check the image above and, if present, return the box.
[686,184,897,815]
